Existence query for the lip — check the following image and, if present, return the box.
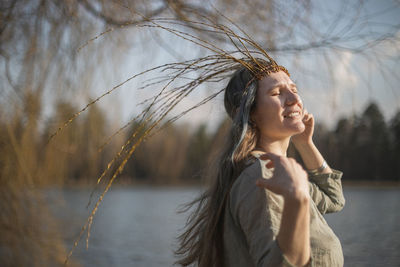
[283,110,302,118]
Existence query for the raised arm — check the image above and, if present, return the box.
[295,140,345,213]
[291,111,345,214]
[291,111,331,173]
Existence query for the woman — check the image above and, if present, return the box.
[176,59,345,267]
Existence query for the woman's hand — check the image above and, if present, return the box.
[256,153,311,266]
[290,110,333,173]
[291,110,314,147]
[256,153,309,200]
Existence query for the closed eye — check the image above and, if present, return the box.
[270,89,280,96]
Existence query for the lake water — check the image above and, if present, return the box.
[49,186,400,267]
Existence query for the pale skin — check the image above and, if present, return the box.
[252,71,332,266]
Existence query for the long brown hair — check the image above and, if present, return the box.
[175,61,288,267]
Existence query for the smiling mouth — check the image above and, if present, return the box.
[283,111,300,118]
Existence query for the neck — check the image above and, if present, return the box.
[255,135,290,156]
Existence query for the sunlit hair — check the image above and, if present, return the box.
[225,67,259,165]
[175,59,289,267]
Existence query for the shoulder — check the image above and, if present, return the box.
[231,160,261,197]
[229,158,273,212]
[228,158,278,228]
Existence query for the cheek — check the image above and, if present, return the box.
[253,102,281,130]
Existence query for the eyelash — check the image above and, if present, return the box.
[271,89,297,96]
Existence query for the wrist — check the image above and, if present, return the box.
[293,139,314,148]
[283,187,310,203]
[307,160,328,175]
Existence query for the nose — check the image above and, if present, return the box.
[285,91,301,106]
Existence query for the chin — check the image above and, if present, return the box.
[289,121,305,134]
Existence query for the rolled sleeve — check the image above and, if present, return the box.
[308,169,345,214]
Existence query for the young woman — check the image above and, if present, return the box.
[176,59,345,267]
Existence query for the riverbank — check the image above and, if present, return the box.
[53,177,400,190]
[342,180,400,188]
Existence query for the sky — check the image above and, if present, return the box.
[78,0,400,133]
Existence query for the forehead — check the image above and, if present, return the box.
[258,71,295,91]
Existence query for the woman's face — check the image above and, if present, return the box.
[251,71,305,140]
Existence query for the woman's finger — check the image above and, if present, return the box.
[259,154,275,169]
[260,153,279,162]
[256,178,270,189]
[304,113,311,122]
[259,154,270,161]
[305,113,314,124]
[266,160,274,169]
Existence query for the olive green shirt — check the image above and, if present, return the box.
[223,153,345,267]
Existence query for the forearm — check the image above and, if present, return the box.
[277,193,311,267]
[294,141,332,174]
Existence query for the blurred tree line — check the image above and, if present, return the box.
[305,103,400,182]
[123,102,400,183]
[127,101,400,183]
[2,99,398,187]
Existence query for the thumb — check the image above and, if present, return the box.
[260,152,280,161]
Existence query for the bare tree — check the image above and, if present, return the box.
[0,0,399,265]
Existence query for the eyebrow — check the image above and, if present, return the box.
[269,82,297,90]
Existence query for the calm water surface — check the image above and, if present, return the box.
[49,186,400,267]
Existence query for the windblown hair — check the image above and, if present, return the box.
[175,60,288,267]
